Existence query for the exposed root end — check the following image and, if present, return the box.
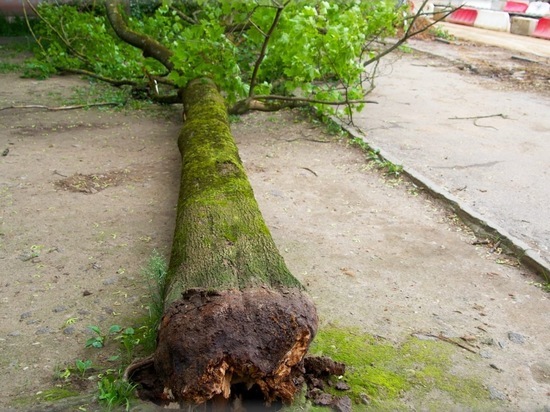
[128,287,318,408]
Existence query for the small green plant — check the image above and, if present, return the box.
[56,366,72,381]
[97,369,137,411]
[351,139,404,177]
[85,325,105,348]
[75,359,93,378]
[114,327,141,356]
[532,270,550,293]
[229,114,243,123]
[40,387,79,402]
[430,26,455,41]
[141,251,168,351]
[0,62,23,74]
[381,161,403,177]
[85,324,123,348]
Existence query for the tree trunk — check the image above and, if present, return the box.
[129,78,318,408]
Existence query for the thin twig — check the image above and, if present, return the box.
[363,1,459,67]
[414,333,478,353]
[62,68,138,87]
[300,167,318,176]
[450,114,508,120]
[473,119,498,130]
[0,102,123,111]
[170,6,198,25]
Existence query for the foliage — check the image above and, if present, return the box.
[430,26,455,41]
[75,359,93,377]
[27,0,406,116]
[97,369,137,411]
[0,62,23,73]
[85,324,125,348]
[0,14,30,36]
[29,4,155,80]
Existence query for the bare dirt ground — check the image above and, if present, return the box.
[1,37,549,411]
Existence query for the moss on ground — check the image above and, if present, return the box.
[302,326,500,411]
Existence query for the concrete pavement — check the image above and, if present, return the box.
[345,27,550,276]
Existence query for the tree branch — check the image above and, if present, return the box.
[62,68,138,86]
[229,93,378,115]
[0,102,123,111]
[248,3,287,97]
[24,0,91,65]
[105,0,174,71]
[363,0,458,67]
[170,6,198,25]
[252,94,378,105]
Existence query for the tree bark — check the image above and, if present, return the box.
[128,78,318,407]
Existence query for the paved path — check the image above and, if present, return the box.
[350,27,550,271]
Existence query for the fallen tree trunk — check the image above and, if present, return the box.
[129,78,318,408]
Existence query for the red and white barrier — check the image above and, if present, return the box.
[503,1,529,14]
[444,2,550,40]
[474,9,511,31]
[447,7,479,25]
[526,2,550,17]
[532,17,550,39]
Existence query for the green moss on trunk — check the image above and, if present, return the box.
[166,78,302,300]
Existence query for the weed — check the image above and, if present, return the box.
[531,270,550,293]
[64,82,130,108]
[0,62,23,74]
[351,138,404,177]
[141,251,168,351]
[430,26,455,41]
[114,327,141,357]
[381,161,403,177]
[75,359,93,378]
[85,325,106,349]
[97,370,136,411]
[86,324,135,349]
[40,387,79,402]
[323,118,346,136]
[229,114,243,123]
[55,366,72,382]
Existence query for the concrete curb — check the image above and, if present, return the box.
[334,118,550,279]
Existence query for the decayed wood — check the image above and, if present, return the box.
[154,288,318,405]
